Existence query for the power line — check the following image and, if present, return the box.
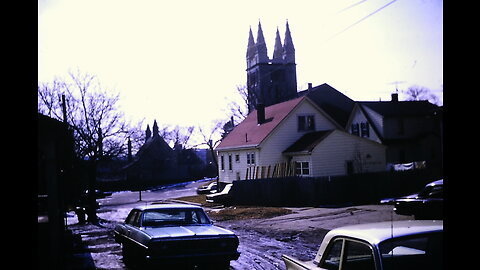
[337,0,369,14]
[327,0,398,42]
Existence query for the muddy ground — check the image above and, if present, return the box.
[65,180,412,269]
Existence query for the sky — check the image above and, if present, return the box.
[38,0,443,134]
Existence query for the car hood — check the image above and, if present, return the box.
[143,225,235,239]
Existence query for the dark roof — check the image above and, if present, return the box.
[298,83,355,128]
[123,135,174,170]
[135,135,174,160]
[358,100,438,117]
[283,130,334,153]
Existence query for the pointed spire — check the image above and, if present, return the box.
[152,120,159,137]
[283,20,295,63]
[272,27,283,63]
[145,124,151,142]
[255,20,268,63]
[246,26,256,58]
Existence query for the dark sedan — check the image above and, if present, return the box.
[382,179,443,220]
[114,204,240,268]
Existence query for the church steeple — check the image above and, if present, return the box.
[283,20,295,63]
[245,21,298,112]
[152,120,159,137]
[246,26,256,59]
[255,21,268,63]
[145,124,151,142]
[272,27,283,63]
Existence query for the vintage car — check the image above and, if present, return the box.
[114,203,240,268]
[282,220,443,270]
[381,179,443,220]
[206,184,233,205]
[197,181,218,194]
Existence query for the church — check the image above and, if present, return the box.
[246,21,298,112]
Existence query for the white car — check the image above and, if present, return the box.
[282,220,443,270]
[206,184,233,205]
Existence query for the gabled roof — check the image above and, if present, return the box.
[215,97,305,150]
[282,130,334,154]
[358,100,438,117]
[298,83,355,128]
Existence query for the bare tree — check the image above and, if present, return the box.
[38,70,130,223]
[226,85,249,121]
[403,85,440,105]
[193,120,224,176]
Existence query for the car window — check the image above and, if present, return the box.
[343,240,375,270]
[379,232,443,270]
[320,239,343,270]
[125,210,141,226]
[142,208,211,227]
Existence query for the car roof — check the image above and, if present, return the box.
[133,203,203,211]
[323,220,443,246]
[427,179,443,187]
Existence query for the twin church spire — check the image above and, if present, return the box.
[246,20,295,68]
[246,21,298,112]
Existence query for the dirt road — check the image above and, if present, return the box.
[66,181,412,269]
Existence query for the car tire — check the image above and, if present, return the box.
[122,243,146,268]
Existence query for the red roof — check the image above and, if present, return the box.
[216,97,305,150]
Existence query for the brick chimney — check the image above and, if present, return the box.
[257,103,265,125]
[391,93,399,102]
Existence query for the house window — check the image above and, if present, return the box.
[360,122,370,137]
[228,155,233,171]
[298,115,315,131]
[246,152,255,165]
[351,123,359,136]
[220,155,225,171]
[235,154,240,163]
[295,161,310,176]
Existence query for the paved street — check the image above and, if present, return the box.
[66,179,412,269]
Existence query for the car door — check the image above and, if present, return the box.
[124,209,142,240]
[319,237,377,270]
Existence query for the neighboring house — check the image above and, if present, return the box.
[38,113,75,269]
[122,121,177,183]
[346,93,442,169]
[298,83,355,129]
[215,96,386,184]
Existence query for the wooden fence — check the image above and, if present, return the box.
[245,162,296,180]
[232,168,442,207]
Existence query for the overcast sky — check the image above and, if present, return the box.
[38,0,443,132]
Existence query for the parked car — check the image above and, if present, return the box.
[197,181,218,194]
[206,184,233,205]
[282,220,443,270]
[83,189,112,199]
[114,203,240,268]
[381,179,443,219]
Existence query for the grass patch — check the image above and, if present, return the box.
[208,206,292,221]
[173,194,293,222]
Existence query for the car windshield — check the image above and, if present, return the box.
[379,232,443,270]
[141,208,211,227]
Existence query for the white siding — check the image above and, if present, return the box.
[258,100,337,167]
[310,130,386,177]
[217,148,259,183]
[349,107,381,143]
[362,105,384,138]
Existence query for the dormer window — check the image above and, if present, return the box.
[298,115,315,131]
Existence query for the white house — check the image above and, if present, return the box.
[215,96,386,183]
